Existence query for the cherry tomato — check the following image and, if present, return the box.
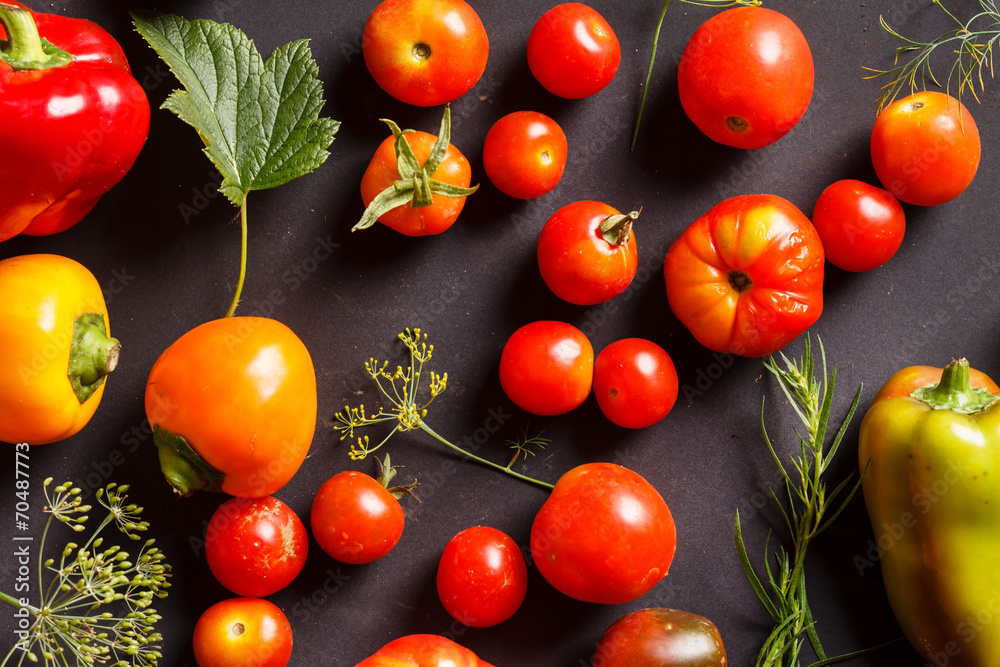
[870,91,981,206]
[530,462,676,604]
[527,3,621,99]
[664,194,824,358]
[498,321,594,416]
[595,608,727,667]
[144,317,317,498]
[483,111,567,199]
[360,129,472,236]
[593,339,678,429]
[310,471,404,565]
[677,7,813,149]
[193,597,293,667]
[205,496,308,598]
[811,179,906,272]
[436,526,528,627]
[357,634,495,667]
[362,0,489,107]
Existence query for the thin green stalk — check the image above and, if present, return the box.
[419,422,554,490]
[224,193,249,318]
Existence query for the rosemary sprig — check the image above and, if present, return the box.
[0,479,171,667]
[332,328,554,490]
[735,337,890,666]
[866,0,1000,112]
[631,0,761,151]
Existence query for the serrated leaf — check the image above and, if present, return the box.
[132,11,339,207]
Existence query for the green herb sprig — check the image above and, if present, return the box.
[0,480,171,667]
[332,328,554,490]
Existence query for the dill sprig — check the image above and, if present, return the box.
[867,0,1000,112]
[0,479,171,667]
[332,328,554,491]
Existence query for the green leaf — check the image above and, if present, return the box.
[131,11,339,207]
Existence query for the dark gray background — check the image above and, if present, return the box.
[2,0,997,664]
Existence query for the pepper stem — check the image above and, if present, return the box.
[152,425,226,496]
[911,358,1000,414]
[599,210,640,246]
[0,3,72,70]
[68,313,120,404]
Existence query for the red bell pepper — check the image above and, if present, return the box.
[0,1,149,240]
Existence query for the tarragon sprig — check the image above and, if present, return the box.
[0,479,171,667]
[332,328,553,490]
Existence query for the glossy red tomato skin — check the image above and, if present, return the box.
[310,471,404,565]
[677,7,813,149]
[193,597,293,667]
[870,91,981,206]
[537,201,638,306]
[436,526,528,627]
[483,111,567,199]
[498,321,594,416]
[360,130,472,236]
[527,3,621,99]
[811,179,906,272]
[356,634,496,667]
[595,608,727,667]
[530,462,677,605]
[664,194,825,358]
[362,0,489,107]
[205,496,308,598]
[593,339,679,429]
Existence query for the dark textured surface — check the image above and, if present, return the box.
[1,0,998,664]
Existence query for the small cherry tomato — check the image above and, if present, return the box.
[664,194,824,358]
[205,496,308,598]
[593,338,678,429]
[311,470,405,565]
[527,3,621,99]
[595,608,727,667]
[483,111,567,199]
[677,7,813,149]
[811,179,906,272]
[530,462,676,604]
[436,526,528,627]
[870,91,981,206]
[193,597,293,667]
[499,321,594,416]
[537,201,638,306]
[362,0,489,107]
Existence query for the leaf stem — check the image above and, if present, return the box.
[631,0,674,151]
[224,192,249,318]
[418,423,554,490]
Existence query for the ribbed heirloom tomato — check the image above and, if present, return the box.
[192,597,293,667]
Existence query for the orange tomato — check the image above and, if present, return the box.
[192,597,293,667]
[144,317,316,498]
[0,254,119,445]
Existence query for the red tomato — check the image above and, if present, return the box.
[811,179,906,272]
[205,496,308,598]
[664,194,825,358]
[483,111,567,199]
[870,91,981,206]
[677,7,813,149]
[593,338,678,429]
[537,201,638,306]
[498,321,594,416]
[527,3,621,99]
[530,462,676,604]
[310,471,404,565]
[193,597,293,667]
[360,129,472,236]
[436,526,528,627]
[362,0,489,107]
[595,608,727,667]
[356,634,496,667]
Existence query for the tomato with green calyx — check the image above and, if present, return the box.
[811,179,905,272]
[483,111,567,199]
[527,3,620,99]
[530,462,676,604]
[664,194,824,358]
[437,526,527,627]
[499,320,594,416]
[363,0,488,107]
[593,338,678,429]
[144,317,316,498]
[193,597,292,667]
[357,105,477,236]
[677,7,813,149]
[870,90,980,206]
[0,254,120,445]
[595,607,727,666]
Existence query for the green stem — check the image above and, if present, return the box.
[224,192,249,318]
[598,210,639,246]
[418,422,554,490]
[0,3,72,70]
[631,0,673,151]
[68,313,120,404]
[912,358,1000,414]
[0,590,29,610]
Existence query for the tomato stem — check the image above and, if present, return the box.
[224,192,249,318]
[911,358,1000,414]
